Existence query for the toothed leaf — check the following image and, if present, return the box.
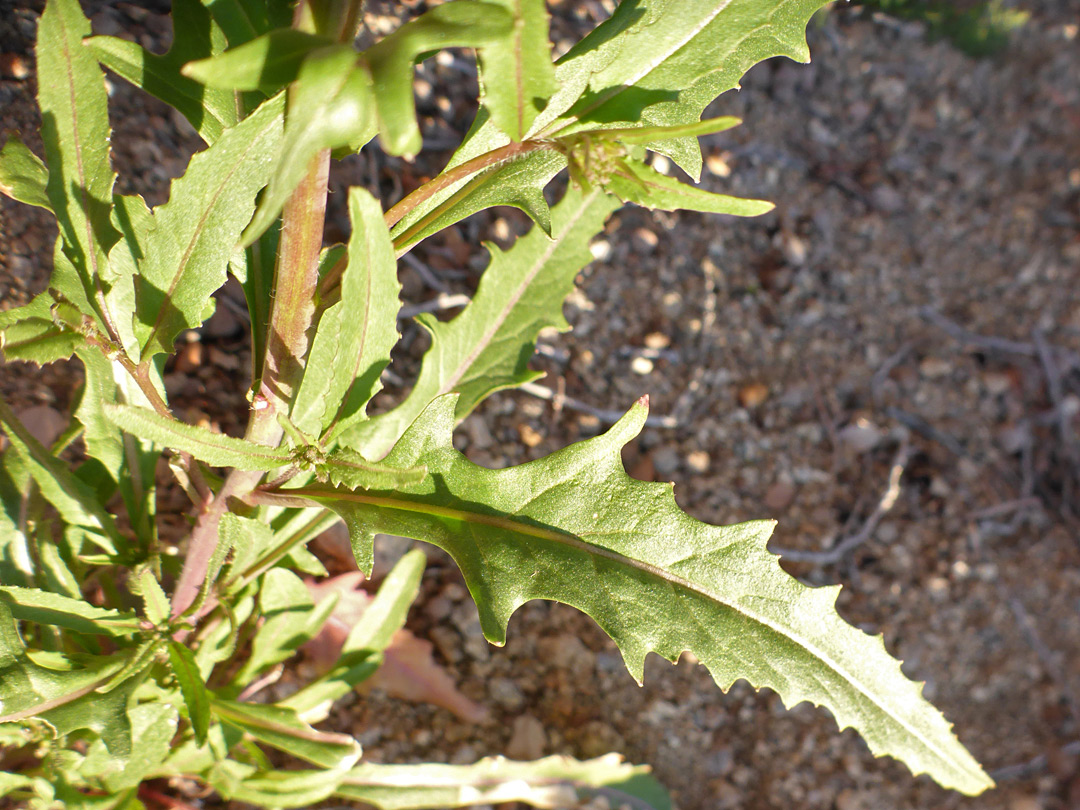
[352,186,618,460]
[299,396,994,796]
[85,0,236,145]
[135,93,284,360]
[293,188,400,439]
[104,404,293,471]
[36,0,118,326]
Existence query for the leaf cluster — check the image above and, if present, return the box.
[0,0,993,807]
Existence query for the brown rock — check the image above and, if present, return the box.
[737,382,769,408]
[763,480,797,511]
[506,715,546,760]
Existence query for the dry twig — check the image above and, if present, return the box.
[771,438,911,565]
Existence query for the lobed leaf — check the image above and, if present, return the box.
[335,754,670,810]
[476,0,557,142]
[394,0,828,239]
[135,92,284,360]
[296,395,995,796]
[0,135,51,211]
[293,187,400,440]
[103,404,293,471]
[85,0,237,146]
[350,186,618,461]
[534,0,832,178]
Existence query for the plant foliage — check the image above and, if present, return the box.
[0,0,993,806]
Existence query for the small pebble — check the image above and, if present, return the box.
[631,356,654,375]
[737,382,769,408]
[0,53,29,80]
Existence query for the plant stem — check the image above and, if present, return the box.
[170,150,331,619]
[259,149,331,416]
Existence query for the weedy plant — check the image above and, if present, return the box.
[0,0,995,807]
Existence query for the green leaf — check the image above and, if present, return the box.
[350,186,618,460]
[167,641,211,746]
[476,0,557,142]
[390,146,564,254]
[243,46,376,245]
[0,586,141,637]
[297,396,995,796]
[73,341,160,546]
[85,0,237,146]
[395,0,827,240]
[335,754,670,810]
[211,698,362,769]
[36,0,118,326]
[317,448,428,491]
[0,135,51,211]
[607,158,773,216]
[104,404,292,471]
[135,92,284,360]
[203,0,295,48]
[233,568,335,684]
[293,187,401,439]
[592,115,743,146]
[276,650,381,723]
[135,569,169,625]
[345,548,425,653]
[534,0,831,179]
[208,757,356,809]
[79,700,178,792]
[0,604,133,756]
[279,549,426,721]
[366,2,514,157]
[0,293,81,365]
[182,29,333,93]
[0,394,124,556]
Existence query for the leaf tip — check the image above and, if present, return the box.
[636,394,650,411]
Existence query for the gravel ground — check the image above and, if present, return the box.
[2,1,1079,809]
